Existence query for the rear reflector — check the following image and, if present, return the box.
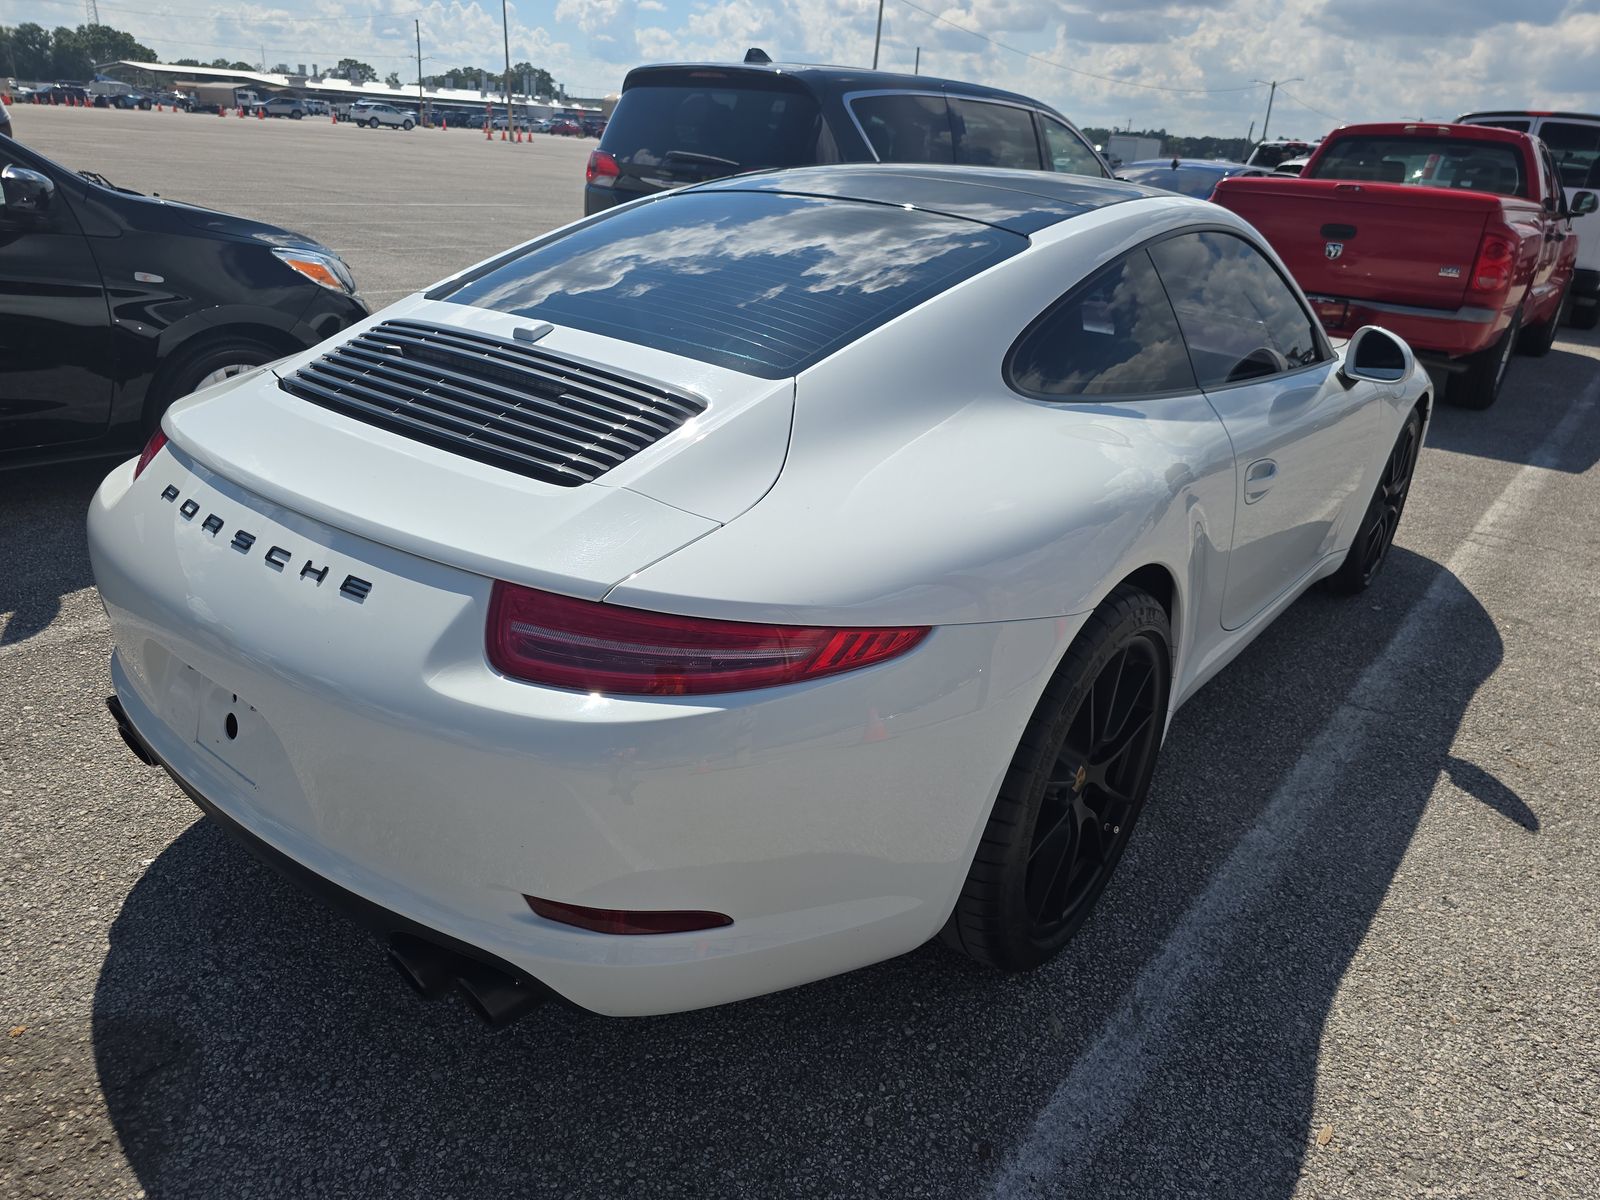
[133,429,168,480]
[524,895,732,935]
[487,582,929,696]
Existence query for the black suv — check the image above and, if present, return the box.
[584,50,1109,215]
[0,137,366,468]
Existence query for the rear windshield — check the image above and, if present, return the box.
[443,191,1023,378]
[1118,164,1229,198]
[1307,136,1526,196]
[600,84,821,176]
[1246,144,1308,169]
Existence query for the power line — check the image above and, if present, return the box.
[1276,86,1344,125]
[889,0,1269,95]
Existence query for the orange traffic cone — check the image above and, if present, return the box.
[513,127,521,143]
[155,99,163,112]
[484,116,491,140]
[440,115,446,131]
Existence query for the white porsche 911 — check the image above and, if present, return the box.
[89,164,1429,1023]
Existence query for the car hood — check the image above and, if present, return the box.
[159,294,796,599]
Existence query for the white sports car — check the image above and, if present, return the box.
[89,165,1429,1022]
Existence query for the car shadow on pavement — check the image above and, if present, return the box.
[0,460,105,646]
[90,545,1520,1199]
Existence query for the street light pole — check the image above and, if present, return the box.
[872,0,884,70]
[501,0,513,128]
[1253,77,1303,145]
[415,19,425,127]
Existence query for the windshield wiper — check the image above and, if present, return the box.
[78,170,142,195]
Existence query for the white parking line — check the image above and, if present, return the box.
[986,376,1600,1199]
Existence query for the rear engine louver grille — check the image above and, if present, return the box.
[278,318,706,486]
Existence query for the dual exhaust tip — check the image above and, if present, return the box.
[386,933,547,1027]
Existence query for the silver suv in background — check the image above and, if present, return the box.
[351,103,415,131]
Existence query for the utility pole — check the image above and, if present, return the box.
[872,0,884,70]
[501,0,513,128]
[85,0,99,24]
[913,47,920,75]
[1253,78,1301,144]
[415,19,425,126]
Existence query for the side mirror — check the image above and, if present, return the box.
[0,164,55,217]
[1571,191,1598,217]
[1340,325,1413,386]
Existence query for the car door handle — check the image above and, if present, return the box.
[1244,459,1277,504]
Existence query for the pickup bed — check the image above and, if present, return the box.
[1213,122,1597,407]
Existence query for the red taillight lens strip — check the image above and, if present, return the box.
[585,150,620,186]
[487,582,929,695]
[525,895,732,935]
[1469,233,1516,293]
[133,429,168,480]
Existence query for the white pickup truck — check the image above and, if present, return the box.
[1459,110,1600,330]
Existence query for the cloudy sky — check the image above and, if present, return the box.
[9,0,1600,136]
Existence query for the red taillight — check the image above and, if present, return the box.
[1469,232,1516,293]
[585,149,620,187]
[133,429,168,480]
[524,895,732,935]
[486,582,929,696]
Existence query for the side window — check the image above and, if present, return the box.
[1540,149,1562,211]
[1538,120,1600,189]
[1039,117,1106,178]
[1148,231,1324,388]
[849,94,953,164]
[949,99,1041,169]
[1008,249,1197,399]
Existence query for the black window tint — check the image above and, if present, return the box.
[1040,117,1106,177]
[1538,120,1600,188]
[950,99,1041,169]
[1148,231,1323,388]
[850,94,954,163]
[1008,250,1196,398]
[446,192,1022,378]
[1307,135,1524,195]
[600,85,821,182]
[1119,164,1227,199]
[1474,119,1530,133]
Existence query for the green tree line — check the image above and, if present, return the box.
[1,22,155,81]
[1082,127,1256,162]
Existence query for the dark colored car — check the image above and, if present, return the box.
[32,85,90,106]
[583,50,1109,215]
[0,137,367,468]
[1117,158,1270,199]
[548,118,582,137]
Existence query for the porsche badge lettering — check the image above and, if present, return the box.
[158,483,373,602]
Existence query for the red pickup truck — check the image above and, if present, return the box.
[1213,122,1598,407]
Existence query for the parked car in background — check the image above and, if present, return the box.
[92,164,1428,1022]
[1117,158,1270,199]
[547,118,582,136]
[1214,122,1595,408]
[0,136,365,468]
[580,116,606,138]
[31,84,90,106]
[1245,139,1317,170]
[94,90,153,110]
[1274,157,1309,176]
[1457,110,1600,330]
[350,102,415,130]
[259,96,307,119]
[584,48,1110,214]
[157,90,193,112]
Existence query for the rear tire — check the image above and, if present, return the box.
[943,585,1172,971]
[1323,406,1423,594]
[1449,307,1521,409]
[1568,298,1600,331]
[1517,285,1567,358]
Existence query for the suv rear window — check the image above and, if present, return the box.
[600,84,821,182]
[444,191,1023,378]
[1539,120,1600,189]
[1308,136,1525,196]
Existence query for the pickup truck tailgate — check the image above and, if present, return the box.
[1212,177,1498,311]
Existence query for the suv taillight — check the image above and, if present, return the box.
[586,149,620,187]
[1468,232,1517,293]
[486,582,929,696]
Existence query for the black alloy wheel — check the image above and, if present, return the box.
[1025,637,1165,940]
[944,585,1172,971]
[1325,407,1423,593]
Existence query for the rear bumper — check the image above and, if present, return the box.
[1307,292,1507,359]
[89,453,1075,1016]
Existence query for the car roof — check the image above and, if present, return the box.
[688,164,1153,235]
[1325,121,1532,146]
[1458,110,1600,123]
[621,60,1067,120]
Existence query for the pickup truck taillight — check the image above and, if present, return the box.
[1468,232,1516,294]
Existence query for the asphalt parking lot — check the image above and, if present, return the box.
[4,104,1599,1199]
